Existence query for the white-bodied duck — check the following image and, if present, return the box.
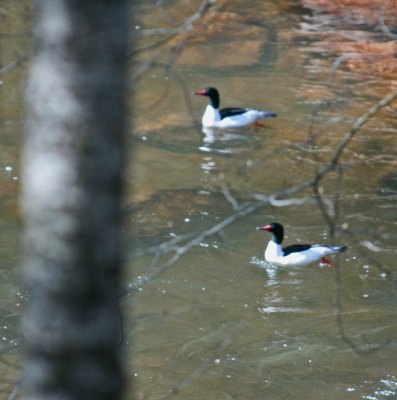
[194,87,277,129]
[258,222,347,266]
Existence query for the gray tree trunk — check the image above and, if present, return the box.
[21,1,129,399]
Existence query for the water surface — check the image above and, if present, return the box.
[0,1,396,399]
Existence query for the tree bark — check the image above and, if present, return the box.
[21,1,129,399]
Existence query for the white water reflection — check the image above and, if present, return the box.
[259,306,311,314]
[250,256,311,316]
[202,126,254,144]
[363,375,397,400]
[198,125,263,154]
[200,156,216,174]
[250,256,279,285]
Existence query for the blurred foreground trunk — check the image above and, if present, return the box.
[21,1,129,399]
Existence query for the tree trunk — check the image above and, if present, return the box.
[21,1,129,399]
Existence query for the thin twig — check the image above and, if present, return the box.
[307,53,364,140]
[159,321,246,400]
[0,53,31,77]
[6,380,21,400]
[310,85,397,353]
[327,87,397,169]
[168,67,202,133]
[124,201,258,296]
[333,254,390,354]
[128,231,199,260]
[129,0,217,56]
[379,0,397,39]
[218,173,240,211]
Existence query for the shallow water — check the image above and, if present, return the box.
[1,1,397,399]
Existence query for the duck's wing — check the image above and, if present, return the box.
[282,244,312,256]
[219,107,248,120]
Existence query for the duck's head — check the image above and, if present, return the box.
[258,222,284,244]
[194,87,220,108]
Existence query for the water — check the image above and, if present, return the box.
[1,1,397,399]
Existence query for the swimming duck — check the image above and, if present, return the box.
[258,222,347,266]
[194,87,277,129]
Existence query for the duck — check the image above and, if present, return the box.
[194,87,277,129]
[258,222,347,267]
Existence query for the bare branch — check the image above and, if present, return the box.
[307,53,365,140]
[327,87,397,170]
[167,67,202,133]
[333,254,390,354]
[6,381,21,400]
[379,0,397,39]
[125,201,259,296]
[129,0,218,86]
[359,240,382,253]
[218,173,241,211]
[310,86,397,353]
[159,321,246,400]
[250,192,314,207]
[137,28,175,37]
[0,53,31,77]
[129,0,217,56]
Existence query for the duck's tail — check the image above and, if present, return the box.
[331,245,348,253]
[259,110,277,119]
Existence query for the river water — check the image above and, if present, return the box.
[1,1,396,399]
